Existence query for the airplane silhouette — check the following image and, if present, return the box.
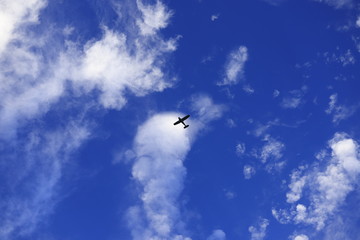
[173,115,190,129]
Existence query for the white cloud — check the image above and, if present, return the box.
[271,208,292,224]
[286,170,307,203]
[226,119,236,128]
[207,229,226,240]
[280,133,360,230]
[127,96,224,239]
[253,123,272,137]
[75,27,176,109]
[224,190,236,200]
[189,94,225,124]
[243,84,255,94]
[127,113,191,239]
[258,135,285,163]
[323,49,355,66]
[244,165,256,179]
[292,234,309,240]
[218,46,248,86]
[294,204,307,223]
[280,86,307,109]
[0,0,179,238]
[325,94,357,124]
[273,89,280,98]
[356,16,360,28]
[338,50,355,66]
[0,0,177,138]
[236,143,246,156]
[249,218,269,240]
[0,0,46,55]
[136,0,172,36]
[211,14,220,21]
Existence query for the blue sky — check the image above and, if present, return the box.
[1,0,360,239]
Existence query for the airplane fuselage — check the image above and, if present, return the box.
[174,115,190,129]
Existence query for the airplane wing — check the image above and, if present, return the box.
[181,115,190,121]
[173,120,181,125]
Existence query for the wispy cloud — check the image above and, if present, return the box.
[249,218,269,240]
[313,0,354,9]
[255,135,285,164]
[243,165,256,179]
[0,120,91,239]
[273,89,280,98]
[275,133,360,230]
[323,49,356,66]
[127,95,224,239]
[325,93,357,124]
[217,46,248,86]
[250,120,287,173]
[243,84,255,94]
[136,0,173,36]
[236,143,246,156]
[211,14,220,21]
[280,86,307,109]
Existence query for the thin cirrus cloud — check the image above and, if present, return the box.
[313,0,354,9]
[274,133,360,231]
[0,0,178,238]
[0,120,91,239]
[280,86,307,109]
[127,95,225,240]
[325,93,357,124]
[217,46,248,86]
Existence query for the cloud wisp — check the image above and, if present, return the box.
[217,46,248,86]
[274,133,360,231]
[0,121,91,239]
[313,0,354,9]
[325,93,357,124]
[280,86,307,109]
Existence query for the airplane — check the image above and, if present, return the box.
[173,114,190,129]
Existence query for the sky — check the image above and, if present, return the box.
[0,0,360,239]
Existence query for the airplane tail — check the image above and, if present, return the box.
[184,125,189,129]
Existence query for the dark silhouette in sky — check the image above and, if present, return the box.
[174,115,190,129]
